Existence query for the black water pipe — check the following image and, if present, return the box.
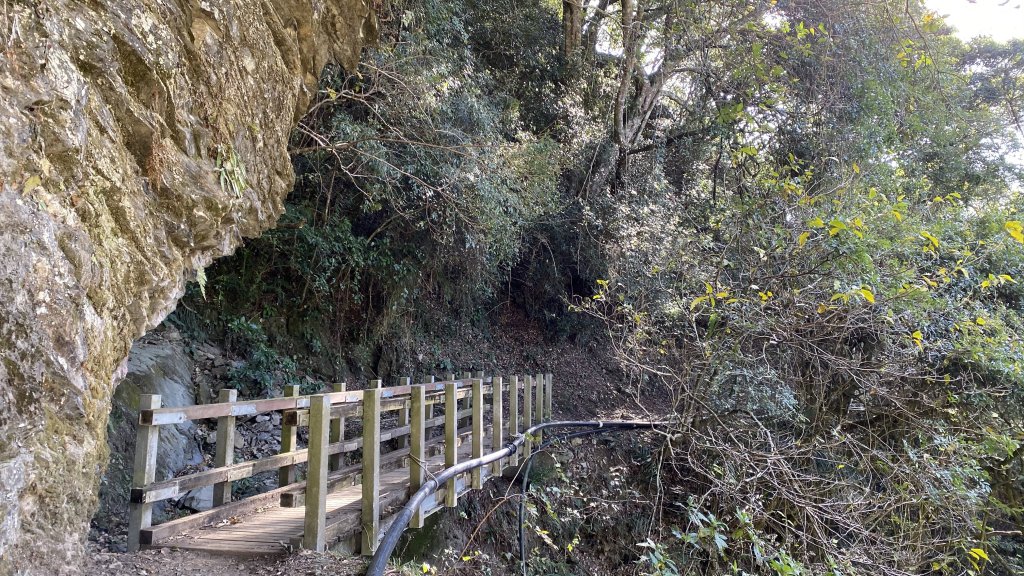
[364,420,669,576]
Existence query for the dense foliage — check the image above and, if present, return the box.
[570,2,1024,574]
[186,0,560,379]
[185,0,1024,573]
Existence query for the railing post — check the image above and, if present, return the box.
[128,394,161,552]
[444,380,458,507]
[329,383,346,472]
[397,377,411,449]
[427,375,437,421]
[491,376,504,476]
[279,384,300,486]
[461,372,472,430]
[523,375,533,459]
[213,388,237,507]
[303,394,330,552]
[361,382,382,555]
[409,385,427,528]
[546,373,553,420]
[508,375,519,467]
[535,373,545,444]
[471,377,484,489]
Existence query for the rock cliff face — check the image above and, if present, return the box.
[0,1,374,573]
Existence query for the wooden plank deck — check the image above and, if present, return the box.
[149,441,486,555]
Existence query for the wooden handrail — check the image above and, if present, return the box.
[139,378,496,426]
[128,372,548,555]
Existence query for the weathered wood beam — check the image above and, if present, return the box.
[508,375,519,468]
[491,376,504,476]
[139,378,492,426]
[397,377,410,450]
[471,377,484,489]
[361,383,382,555]
[445,380,458,508]
[128,394,160,552]
[302,394,331,551]
[329,383,347,472]
[278,385,301,487]
[523,375,534,459]
[409,385,426,529]
[535,373,545,443]
[212,389,238,507]
[545,373,553,420]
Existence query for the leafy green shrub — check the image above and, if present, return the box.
[224,317,303,397]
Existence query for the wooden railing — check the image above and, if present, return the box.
[127,372,554,554]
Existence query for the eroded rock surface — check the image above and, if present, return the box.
[94,325,202,541]
[0,1,374,573]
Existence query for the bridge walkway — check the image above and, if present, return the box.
[127,373,552,556]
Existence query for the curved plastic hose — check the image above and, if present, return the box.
[365,420,668,576]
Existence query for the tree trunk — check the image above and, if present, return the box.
[562,0,583,58]
[613,0,638,147]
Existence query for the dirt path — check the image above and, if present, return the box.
[85,544,368,576]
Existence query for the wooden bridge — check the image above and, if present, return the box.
[127,373,552,556]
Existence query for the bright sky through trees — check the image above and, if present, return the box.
[927,0,1023,41]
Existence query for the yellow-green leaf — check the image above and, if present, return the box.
[976,317,986,326]
[798,231,810,247]
[859,287,875,304]
[1006,221,1024,244]
[892,209,903,222]
[969,548,989,562]
[808,217,825,229]
[920,230,939,248]
[829,219,847,237]
[852,161,860,174]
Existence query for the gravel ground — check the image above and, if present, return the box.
[85,544,370,576]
